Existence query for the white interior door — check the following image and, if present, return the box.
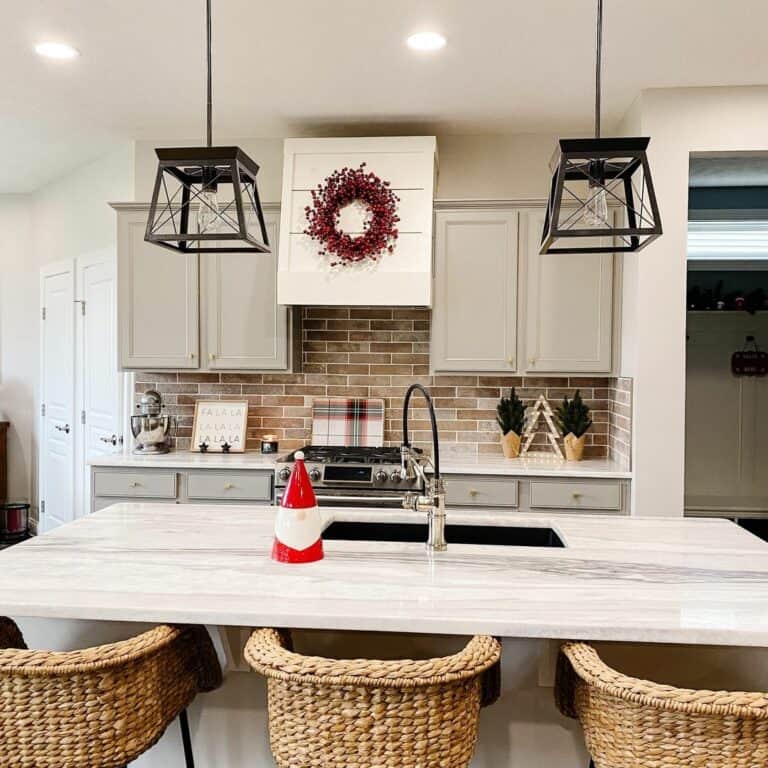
[76,252,124,516]
[40,261,75,532]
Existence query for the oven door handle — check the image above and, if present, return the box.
[276,493,404,505]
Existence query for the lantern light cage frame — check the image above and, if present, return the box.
[144,0,270,254]
[540,0,662,254]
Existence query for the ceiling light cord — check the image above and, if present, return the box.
[206,0,213,147]
[595,0,603,139]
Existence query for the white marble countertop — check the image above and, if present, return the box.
[90,451,630,478]
[439,454,631,478]
[89,451,280,470]
[1,503,767,646]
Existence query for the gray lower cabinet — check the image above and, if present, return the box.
[91,466,274,513]
[92,465,628,516]
[444,474,629,515]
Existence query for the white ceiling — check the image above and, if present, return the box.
[5,0,768,193]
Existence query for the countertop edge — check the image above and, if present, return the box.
[89,452,632,479]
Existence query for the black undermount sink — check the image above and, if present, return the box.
[323,521,565,548]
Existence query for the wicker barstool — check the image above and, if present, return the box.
[0,617,222,768]
[556,641,768,768]
[245,627,502,768]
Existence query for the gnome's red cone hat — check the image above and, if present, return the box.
[272,451,324,563]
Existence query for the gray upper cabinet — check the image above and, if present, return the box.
[117,209,200,369]
[202,212,288,370]
[522,210,614,373]
[116,205,293,372]
[431,210,519,373]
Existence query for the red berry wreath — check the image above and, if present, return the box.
[304,163,400,267]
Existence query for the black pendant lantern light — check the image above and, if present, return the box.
[540,0,661,254]
[145,0,269,253]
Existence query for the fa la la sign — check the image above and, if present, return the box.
[191,401,248,453]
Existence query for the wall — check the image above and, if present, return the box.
[139,306,632,464]
[0,195,35,501]
[133,133,557,203]
[0,146,135,515]
[32,144,135,268]
[618,86,768,516]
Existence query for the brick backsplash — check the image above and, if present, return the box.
[608,377,633,469]
[137,307,632,464]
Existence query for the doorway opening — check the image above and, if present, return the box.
[685,153,768,537]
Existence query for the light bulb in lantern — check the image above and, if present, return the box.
[580,159,609,229]
[582,184,608,228]
[196,186,220,234]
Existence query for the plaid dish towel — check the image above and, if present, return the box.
[311,398,385,447]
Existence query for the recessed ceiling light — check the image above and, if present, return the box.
[34,41,80,60]
[406,32,446,52]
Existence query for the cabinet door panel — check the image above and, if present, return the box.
[204,212,288,370]
[118,211,199,369]
[432,210,518,372]
[524,211,613,373]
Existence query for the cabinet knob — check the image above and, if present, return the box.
[469,488,478,497]
[188,352,196,359]
[209,353,216,361]
[129,480,142,488]
[223,482,234,490]
[507,357,515,366]
[528,356,536,366]
[572,491,582,500]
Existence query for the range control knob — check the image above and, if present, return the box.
[278,467,291,482]
[309,468,321,482]
[374,470,388,483]
[390,471,402,483]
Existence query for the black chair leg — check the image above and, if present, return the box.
[179,709,195,768]
[589,760,596,768]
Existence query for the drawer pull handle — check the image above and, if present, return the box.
[223,482,234,490]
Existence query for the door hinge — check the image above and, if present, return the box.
[74,299,86,316]
[81,410,86,425]
[41,307,46,320]
[41,500,45,517]
[41,403,46,417]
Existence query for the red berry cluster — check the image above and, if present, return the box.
[304,163,400,267]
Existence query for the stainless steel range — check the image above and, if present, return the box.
[276,445,426,507]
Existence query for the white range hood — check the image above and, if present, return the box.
[277,136,437,306]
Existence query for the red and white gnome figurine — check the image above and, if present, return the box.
[272,451,324,564]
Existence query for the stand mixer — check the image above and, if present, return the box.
[130,390,172,454]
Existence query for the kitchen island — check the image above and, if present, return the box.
[1,503,766,646]
[4,504,768,768]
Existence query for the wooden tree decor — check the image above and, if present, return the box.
[520,395,564,459]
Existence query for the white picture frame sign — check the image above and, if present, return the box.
[190,401,248,453]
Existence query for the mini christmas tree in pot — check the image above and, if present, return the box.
[496,388,527,458]
[554,390,593,461]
